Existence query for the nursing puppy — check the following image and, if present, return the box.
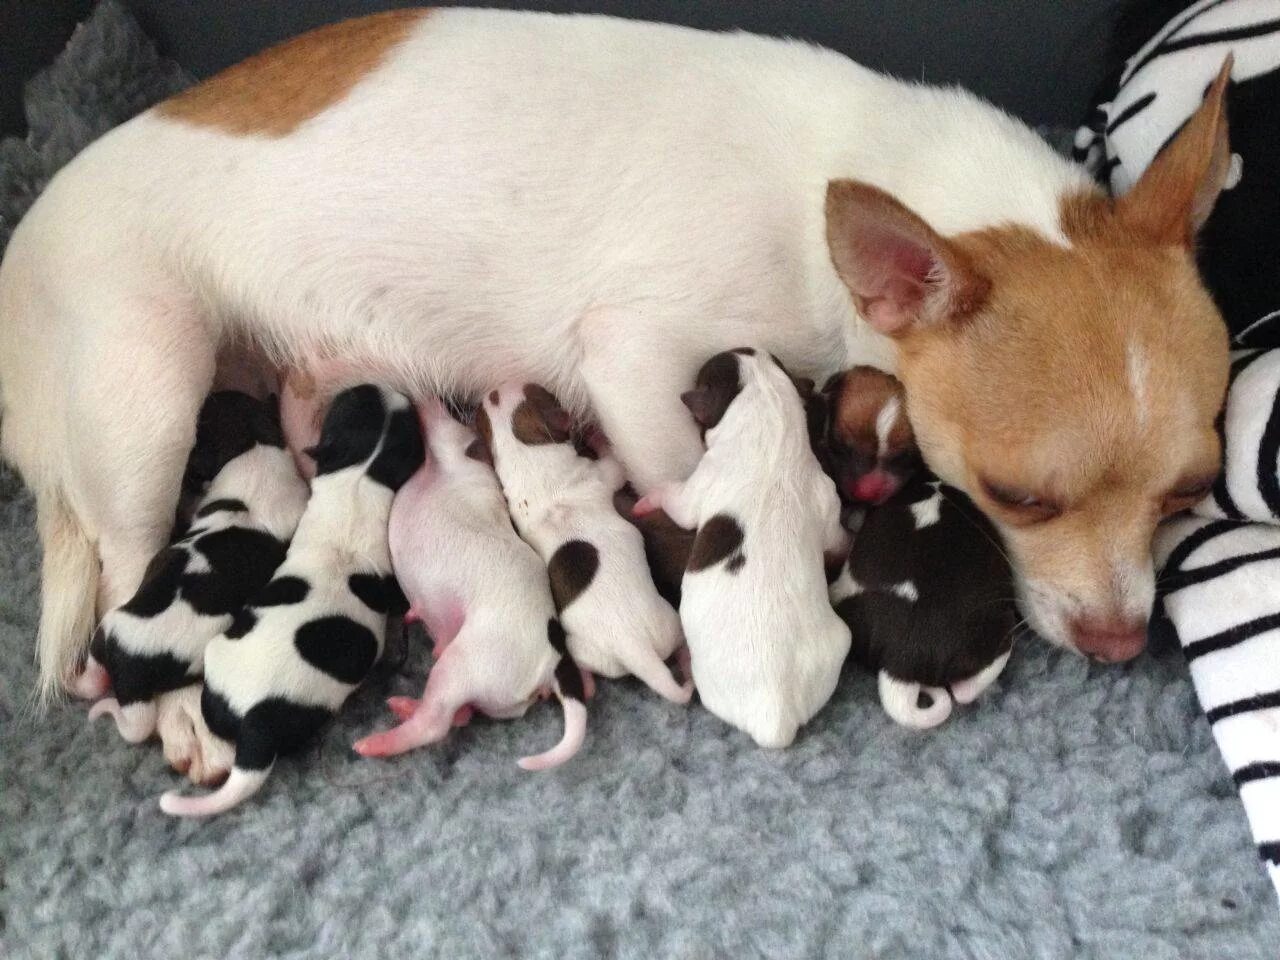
[0,12,1234,716]
[160,384,422,816]
[635,349,851,747]
[478,384,691,703]
[353,398,587,769]
[830,477,1017,729]
[821,367,920,507]
[85,392,308,741]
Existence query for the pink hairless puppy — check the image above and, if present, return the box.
[477,384,692,704]
[353,398,587,770]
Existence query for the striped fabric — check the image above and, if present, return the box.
[1154,514,1280,900]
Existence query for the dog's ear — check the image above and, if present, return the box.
[683,351,744,431]
[512,384,573,444]
[465,437,493,465]
[680,388,718,427]
[1118,54,1233,246]
[825,179,990,337]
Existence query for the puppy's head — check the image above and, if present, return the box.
[306,384,423,490]
[823,367,920,504]
[183,390,285,494]
[825,61,1234,662]
[479,382,575,468]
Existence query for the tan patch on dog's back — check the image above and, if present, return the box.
[156,9,428,137]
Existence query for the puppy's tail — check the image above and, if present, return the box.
[159,765,271,818]
[878,671,952,729]
[621,640,694,706]
[33,489,99,707]
[88,696,157,743]
[518,657,588,771]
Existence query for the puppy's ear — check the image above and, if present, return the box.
[465,438,493,465]
[826,179,989,336]
[512,384,573,444]
[684,351,743,431]
[680,388,718,428]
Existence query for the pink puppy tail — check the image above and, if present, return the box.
[518,688,587,772]
[354,698,455,758]
[88,697,157,743]
[159,766,271,818]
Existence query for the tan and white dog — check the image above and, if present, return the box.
[0,9,1231,779]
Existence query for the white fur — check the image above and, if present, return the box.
[875,395,902,459]
[86,444,308,743]
[0,8,1094,697]
[161,392,406,815]
[482,384,692,704]
[950,650,1012,705]
[352,398,587,769]
[651,352,851,748]
[878,672,953,730]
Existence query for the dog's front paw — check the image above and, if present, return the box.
[156,685,234,786]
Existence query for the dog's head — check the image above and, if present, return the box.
[823,366,920,504]
[306,384,423,490]
[183,390,285,495]
[825,62,1233,662]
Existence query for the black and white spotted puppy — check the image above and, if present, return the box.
[634,349,851,748]
[160,384,423,817]
[829,475,1016,729]
[85,392,308,742]
[477,384,691,703]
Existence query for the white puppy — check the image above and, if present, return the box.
[354,397,588,770]
[479,384,692,705]
[635,349,851,747]
[160,384,423,816]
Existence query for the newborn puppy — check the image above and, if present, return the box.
[354,398,587,769]
[612,485,694,607]
[479,384,691,703]
[160,385,423,816]
[635,348,851,748]
[83,392,308,740]
[829,476,1016,729]
[822,366,920,506]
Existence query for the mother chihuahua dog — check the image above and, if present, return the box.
[0,10,1230,773]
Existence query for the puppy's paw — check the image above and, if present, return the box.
[156,686,234,786]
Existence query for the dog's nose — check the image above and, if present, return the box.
[846,471,894,504]
[1070,617,1148,663]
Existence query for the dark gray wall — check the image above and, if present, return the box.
[5,0,1122,137]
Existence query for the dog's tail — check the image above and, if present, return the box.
[518,656,588,771]
[159,765,272,818]
[620,637,694,706]
[878,671,952,729]
[33,489,99,706]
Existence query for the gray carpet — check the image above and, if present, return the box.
[2,4,1279,958]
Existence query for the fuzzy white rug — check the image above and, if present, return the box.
[1,4,1278,957]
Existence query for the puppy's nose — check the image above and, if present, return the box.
[1070,617,1148,663]
[846,471,895,504]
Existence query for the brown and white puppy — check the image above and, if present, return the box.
[637,349,850,748]
[0,12,1232,723]
[821,366,920,506]
[479,384,692,703]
